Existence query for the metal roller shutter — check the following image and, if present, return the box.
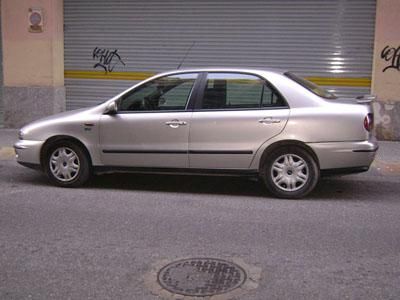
[64,0,376,110]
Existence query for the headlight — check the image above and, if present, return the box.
[18,130,24,140]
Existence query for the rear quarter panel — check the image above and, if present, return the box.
[283,103,370,143]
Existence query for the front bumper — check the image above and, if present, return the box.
[14,139,44,165]
[307,138,378,170]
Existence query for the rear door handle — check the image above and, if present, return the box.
[165,120,187,128]
[258,117,281,124]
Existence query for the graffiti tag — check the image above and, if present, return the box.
[92,47,126,72]
[381,45,400,72]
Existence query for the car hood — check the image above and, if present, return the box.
[28,107,95,125]
[20,105,105,140]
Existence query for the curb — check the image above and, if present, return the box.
[0,147,15,160]
[372,159,400,176]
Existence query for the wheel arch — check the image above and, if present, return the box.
[259,140,320,173]
[40,135,93,169]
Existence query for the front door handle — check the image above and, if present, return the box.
[258,117,281,124]
[165,120,187,128]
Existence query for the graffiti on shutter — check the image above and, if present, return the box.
[92,47,126,72]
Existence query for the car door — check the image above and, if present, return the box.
[189,72,289,169]
[99,72,199,168]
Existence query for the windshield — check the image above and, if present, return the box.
[285,72,337,99]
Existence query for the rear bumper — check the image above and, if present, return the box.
[307,138,378,170]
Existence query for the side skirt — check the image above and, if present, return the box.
[93,166,259,177]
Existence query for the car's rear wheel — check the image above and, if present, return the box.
[44,141,91,187]
[261,146,319,199]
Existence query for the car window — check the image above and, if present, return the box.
[201,73,285,109]
[284,72,337,99]
[262,85,286,107]
[118,73,198,111]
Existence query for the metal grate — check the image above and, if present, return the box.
[157,258,247,296]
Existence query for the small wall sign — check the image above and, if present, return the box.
[28,8,43,33]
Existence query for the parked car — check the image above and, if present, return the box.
[14,68,378,198]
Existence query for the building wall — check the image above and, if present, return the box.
[0,0,3,127]
[1,0,64,128]
[372,0,400,140]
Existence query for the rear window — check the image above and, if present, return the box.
[201,72,287,109]
[285,72,337,99]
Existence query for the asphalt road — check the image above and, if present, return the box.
[1,139,400,299]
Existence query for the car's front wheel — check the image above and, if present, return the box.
[44,141,91,187]
[261,146,319,199]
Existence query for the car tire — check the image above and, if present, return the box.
[261,146,319,199]
[44,141,91,187]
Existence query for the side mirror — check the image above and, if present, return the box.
[104,101,118,115]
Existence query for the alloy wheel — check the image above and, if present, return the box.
[270,153,309,192]
[49,147,80,182]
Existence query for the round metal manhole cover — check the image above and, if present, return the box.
[157,258,247,296]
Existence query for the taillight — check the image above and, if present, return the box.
[364,113,374,132]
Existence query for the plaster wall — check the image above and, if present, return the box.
[1,0,64,128]
[372,0,400,140]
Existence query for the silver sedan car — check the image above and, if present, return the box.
[14,68,378,198]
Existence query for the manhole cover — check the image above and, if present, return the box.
[157,258,247,296]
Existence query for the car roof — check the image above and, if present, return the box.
[157,68,287,78]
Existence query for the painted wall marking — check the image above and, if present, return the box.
[381,45,400,72]
[92,47,126,72]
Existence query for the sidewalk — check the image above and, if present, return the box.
[0,129,399,170]
[0,129,18,160]
[0,129,18,147]
[372,140,400,176]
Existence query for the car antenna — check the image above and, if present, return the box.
[177,41,196,69]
